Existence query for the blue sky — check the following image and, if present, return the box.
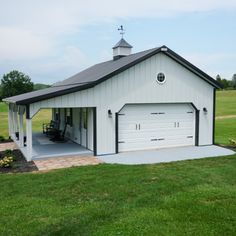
[0,0,235,84]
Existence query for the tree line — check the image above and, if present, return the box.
[216,74,236,89]
[0,70,50,101]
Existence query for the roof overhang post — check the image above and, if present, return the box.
[26,117,32,161]
[18,106,25,148]
[8,104,14,138]
[12,104,19,137]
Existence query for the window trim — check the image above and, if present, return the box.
[156,72,166,84]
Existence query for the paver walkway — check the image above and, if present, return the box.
[0,142,17,152]
[34,156,103,171]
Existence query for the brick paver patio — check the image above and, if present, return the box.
[34,155,103,171]
[0,142,17,152]
[0,142,103,171]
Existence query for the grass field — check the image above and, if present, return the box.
[0,156,236,235]
[215,90,236,145]
[215,118,236,145]
[216,90,236,116]
[0,91,236,235]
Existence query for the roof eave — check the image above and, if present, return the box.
[162,46,221,89]
[112,45,133,49]
[5,83,96,105]
[2,98,16,104]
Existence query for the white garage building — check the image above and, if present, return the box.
[4,38,221,161]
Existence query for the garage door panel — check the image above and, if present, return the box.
[119,128,194,140]
[119,113,194,121]
[119,139,158,152]
[118,104,195,152]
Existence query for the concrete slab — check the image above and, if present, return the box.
[98,145,235,165]
[13,132,92,160]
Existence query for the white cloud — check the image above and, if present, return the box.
[1,0,236,61]
[38,46,89,73]
[26,46,91,83]
[0,27,52,61]
[1,0,236,35]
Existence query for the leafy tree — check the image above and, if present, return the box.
[0,85,2,101]
[232,74,236,89]
[216,74,221,83]
[1,71,34,99]
[215,74,233,89]
[221,79,230,89]
[216,74,223,89]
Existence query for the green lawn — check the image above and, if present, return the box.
[215,118,236,145]
[32,109,52,131]
[1,156,236,235]
[216,90,236,116]
[0,91,236,235]
[0,102,8,112]
[0,112,8,139]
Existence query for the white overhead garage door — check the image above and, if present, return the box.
[118,104,196,152]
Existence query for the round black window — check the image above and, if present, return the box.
[156,73,166,84]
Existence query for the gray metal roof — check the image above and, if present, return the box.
[112,38,133,49]
[3,46,221,105]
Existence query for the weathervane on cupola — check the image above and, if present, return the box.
[118,25,125,38]
[112,25,133,60]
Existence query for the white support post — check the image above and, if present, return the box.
[19,113,24,147]
[26,118,32,161]
[10,107,15,137]
[12,106,19,136]
[8,105,13,138]
[12,109,16,135]
[15,110,19,133]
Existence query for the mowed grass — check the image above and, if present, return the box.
[0,103,9,138]
[0,110,9,139]
[215,118,236,145]
[215,90,236,145]
[216,90,236,116]
[32,109,51,132]
[0,92,235,235]
[1,156,236,235]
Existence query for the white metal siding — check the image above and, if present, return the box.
[29,53,214,155]
[87,108,94,151]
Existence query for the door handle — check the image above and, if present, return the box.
[174,122,176,127]
[136,124,138,130]
[139,124,141,130]
[177,122,180,127]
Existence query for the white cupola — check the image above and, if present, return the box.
[112,38,133,60]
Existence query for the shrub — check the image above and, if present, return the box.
[229,138,236,147]
[0,156,14,168]
[4,149,13,157]
[0,136,5,142]
[3,149,16,161]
